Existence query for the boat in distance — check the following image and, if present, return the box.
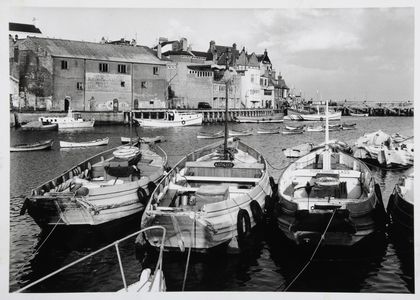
[234,114,284,123]
[287,106,342,121]
[20,121,58,131]
[274,102,387,247]
[197,129,252,139]
[20,143,167,229]
[282,128,304,135]
[39,109,95,129]
[256,127,281,134]
[134,110,203,127]
[15,226,167,293]
[350,112,369,117]
[60,137,109,148]
[121,136,166,144]
[141,138,273,252]
[10,139,54,152]
[387,173,414,243]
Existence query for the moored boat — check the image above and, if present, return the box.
[350,112,369,117]
[256,127,281,134]
[228,129,253,137]
[11,139,54,152]
[39,109,95,129]
[341,123,356,130]
[197,131,224,139]
[285,125,306,131]
[282,128,304,135]
[134,110,203,127]
[121,136,140,144]
[287,106,342,121]
[234,114,284,123]
[283,143,315,158]
[20,143,167,229]
[274,102,387,246]
[141,138,272,252]
[15,226,167,293]
[60,137,109,148]
[387,173,414,243]
[306,125,324,132]
[21,121,58,131]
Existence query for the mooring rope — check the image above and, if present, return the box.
[280,209,338,291]
[15,216,62,276]
[182,217,195,291]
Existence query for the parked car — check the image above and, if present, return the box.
[198,102,212,109]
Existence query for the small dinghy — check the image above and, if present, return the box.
[16,226,167,293]
[141,136,166,143]
[197,131,224,139]
[11,139,54,152]
[234,114,284,123]
[350,112,369,117]
[387,173,414,242]
[282,128,304,135]
[341,123,356,130]
[285,125,305,131]
[307,125,324,132]
[121,136,140,144]
[257,127,281,134]
[283,143,315,158]
[229,129,253,137]
[21,121,58,131]
[60,137,109,148]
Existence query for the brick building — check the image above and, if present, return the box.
[17,37,168,111]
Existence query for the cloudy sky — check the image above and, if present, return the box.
[10,6,414,102]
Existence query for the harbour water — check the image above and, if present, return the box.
[9,116,414,292]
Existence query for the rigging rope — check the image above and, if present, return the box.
[280,208,338,292]
[182,216,195,291]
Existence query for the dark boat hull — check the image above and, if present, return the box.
[387,190,413,243]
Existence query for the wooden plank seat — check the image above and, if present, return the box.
[185,161,264,169]
[291,169,361,178]
[183,175,260,183]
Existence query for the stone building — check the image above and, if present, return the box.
[17,36,168,111]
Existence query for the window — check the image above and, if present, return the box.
[99,63,109,72]
[61,60,68,69]
[77,82,83,90]
[118,64,127,73]
[121,81,125,87]
[141,81,147,88]
[153,67,159,75]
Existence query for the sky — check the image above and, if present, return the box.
[9,6,414,102]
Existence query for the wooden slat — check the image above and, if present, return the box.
[184,176,260,183]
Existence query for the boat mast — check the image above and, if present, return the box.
[323,98,331,170]
[223,49,230,160]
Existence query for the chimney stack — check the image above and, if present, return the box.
[157,43,162,59]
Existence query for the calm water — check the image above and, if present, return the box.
[9,116,414,293]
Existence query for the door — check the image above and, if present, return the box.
[64,98,70,112]
[113,99,119,112]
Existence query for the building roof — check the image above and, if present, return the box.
[187,65,214,71]
[162,50,193,57]
[9,22,42,34]
[24,36,166,65]
[190,50,208,58]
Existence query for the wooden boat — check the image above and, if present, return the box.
[39,109,95,129]
[274,101,387,246]
[197,131,224,139]
[121,137,140,144]
[306,125,324,132]
[15,226,167,293]
[350,112,369,117]
[228,129,253,137]
[282,128,304,135]
[387,173,414,242]
[20,143,167,229]
[21,121,58,131]
[134,110,203,127]
[60,137,109,148]
[256,127,281,134]
[353,130,413,168]
[141,138,272,252]
[234,114,284,123]
[285,125,305,131]
[287,106,342,121]
[10,139,54,152]
[283,143,315,158]
[142,136,166,143]
[341,123,356,130]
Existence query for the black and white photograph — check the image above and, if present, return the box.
[4,0,416,296]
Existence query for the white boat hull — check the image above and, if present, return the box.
[135,115,203,128]
[60,138,109,148]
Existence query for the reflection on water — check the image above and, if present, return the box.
[10,116,414,292]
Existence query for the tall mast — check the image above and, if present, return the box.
[323,98,331,170]
[223,49,230,160]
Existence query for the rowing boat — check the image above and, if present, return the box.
[11,139,54,152]
[60,137,109,148]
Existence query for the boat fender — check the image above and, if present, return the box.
[237,209,251,240]
[181,120,186,125]
[20,198,29,215]
[137,187,148,205]
[250,200,263,225]
[147,181,157,198]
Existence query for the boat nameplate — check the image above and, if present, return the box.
[214,161,234,168]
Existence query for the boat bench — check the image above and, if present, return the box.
[183,175,260,183]
[185,161,264,178]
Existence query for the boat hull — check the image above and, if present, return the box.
[21,122,58,131]
[288,109,342,121]
[235,115,284,123]
[10,140,54,152]
[142,140,272,252]
[60,138,109,148]
[135,115,203,127]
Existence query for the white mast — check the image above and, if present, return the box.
[323,98,331,170]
